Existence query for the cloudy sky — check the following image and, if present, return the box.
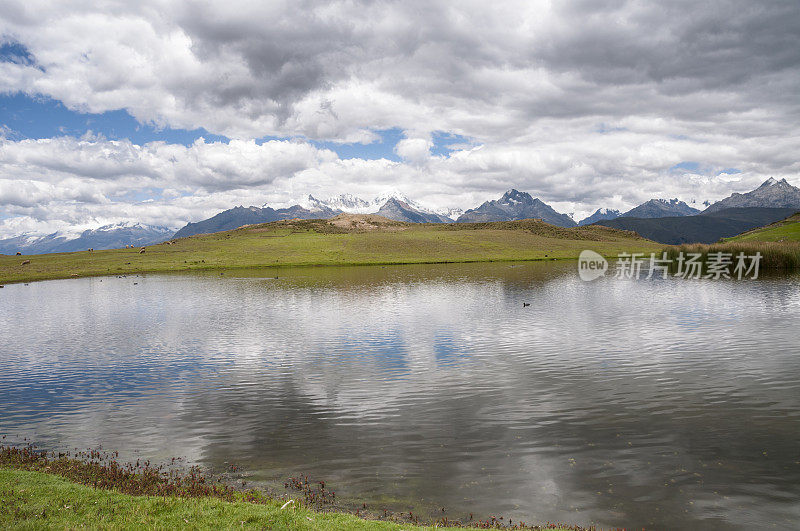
[1,0,799,236]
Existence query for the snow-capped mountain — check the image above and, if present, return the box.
[304,191,459,221]
[304,193,372,213]
[578,208,622,226]
[704,178,800,213]
[434,207,464,221]
[0,222,175,255]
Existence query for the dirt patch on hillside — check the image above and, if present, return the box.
[326,214,410,232]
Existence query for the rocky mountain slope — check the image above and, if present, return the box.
[704,178,800,213]
[456,189,576,227]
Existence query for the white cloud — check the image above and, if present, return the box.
[394,135,432,164]
[0,1,799,234]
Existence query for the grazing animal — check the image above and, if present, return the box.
[15,252,21,255]
[522,302,530,307]
[21,260,30,265]
[139,247,146,254]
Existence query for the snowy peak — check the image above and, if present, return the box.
[705,178,800,213]
[306,194,371,212]
[0,222,175,255]
[499,189,535,205]
[94,221,174,233]
[758,177,790,188]
[373,190,413,206]
[435,207,464,221]
[303,190,448,217]
[578,208,621,226]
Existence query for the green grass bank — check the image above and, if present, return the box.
[0,444,582,530]
[0,468,439,530]
[0,215,658,285]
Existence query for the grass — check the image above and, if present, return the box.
[0,216,658,285]
[724,212,800,242]
[0,468,433,530]
[0,445,582,530]
[664,241,800,271]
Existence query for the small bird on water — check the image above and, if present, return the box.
[522,302,530,307]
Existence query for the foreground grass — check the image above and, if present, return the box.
[724,212,800,242]
[0,216,657,284]
[0,468,437,530]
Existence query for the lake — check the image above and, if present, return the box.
[1,261,799,529]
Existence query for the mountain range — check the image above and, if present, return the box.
[595,207,799,244]
[590,179,800,243]
[0,222,174,255]
[5,178,800,254]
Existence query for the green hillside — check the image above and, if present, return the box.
[0,214,658,284]
[725,212,800,242]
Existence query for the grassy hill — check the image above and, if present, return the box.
[725,212,800,242]
[0,214,658,284]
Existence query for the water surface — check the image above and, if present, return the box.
[1,262,799,529]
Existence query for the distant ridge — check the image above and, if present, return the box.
[172,204,341,238]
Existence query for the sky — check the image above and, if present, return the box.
[1,1,799,236]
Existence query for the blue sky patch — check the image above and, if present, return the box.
[0,41,39,68]
[670,161,700,172]
[1,92,471,163]
[310,128,404,161]
[0,93,228,146]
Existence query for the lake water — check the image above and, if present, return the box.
[1,262,799,529]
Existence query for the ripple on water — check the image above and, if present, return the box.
[1,264,799,530]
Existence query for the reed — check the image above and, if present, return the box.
[663,241,800,270]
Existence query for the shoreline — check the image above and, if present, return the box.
[0,443,586,530]
[0,254,589,286]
